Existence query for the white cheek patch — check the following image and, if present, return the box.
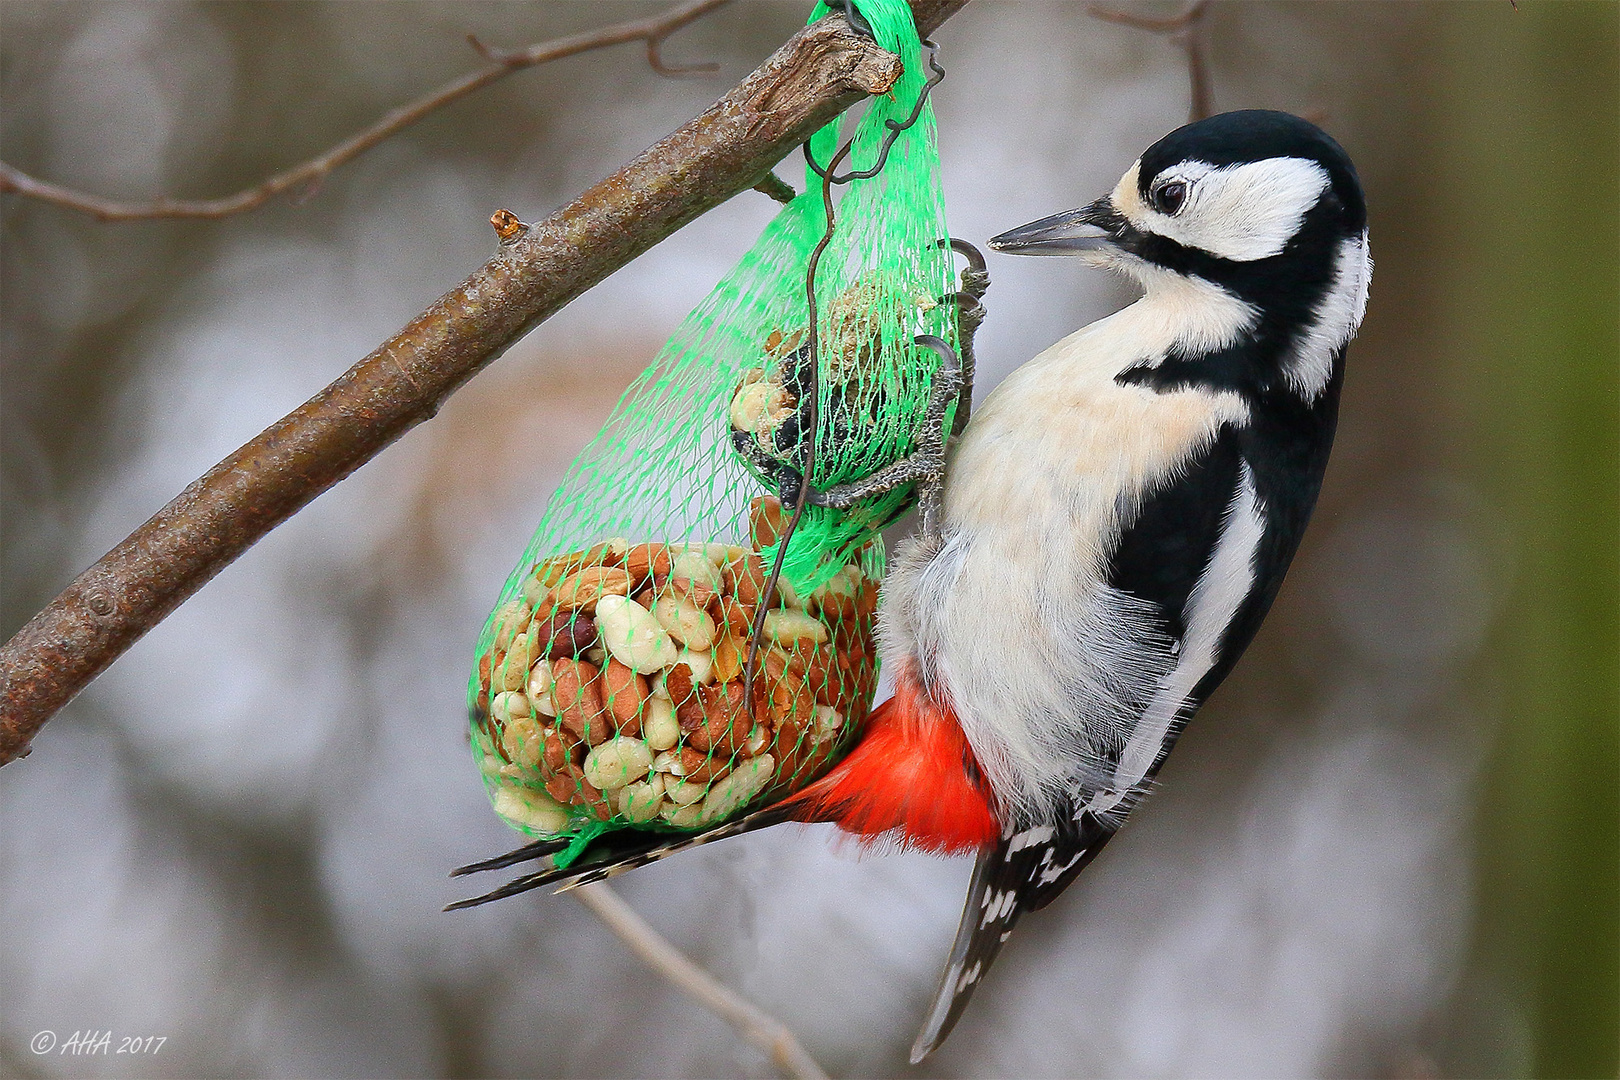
[1117,157,1332,262]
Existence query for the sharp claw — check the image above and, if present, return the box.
[941,290,986,329]
[946,237,987,274]
[915,333,961,377]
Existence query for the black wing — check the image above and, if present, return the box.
[909,806,1118,1063]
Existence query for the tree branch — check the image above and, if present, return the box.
[0,0,730,222]
[573,883,829,1080]
[0,0,972,764]
[1089,0,1213,122]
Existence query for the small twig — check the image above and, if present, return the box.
[1088,0,1212,122]
[0,0,729,222]
[753,173,799,204]
[573,883,830,1080]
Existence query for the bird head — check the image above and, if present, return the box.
[991,109,1370,399]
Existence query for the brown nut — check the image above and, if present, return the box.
[553,771,612,818]
[666,663,706,731]
[855,576,878,618]
[548,566,634,614]
[542,759,613,816]
[581,777,616,819]
[721,553,767,606]
[624,543,673,585]
[769,329,805,359]
[829,614,866,661]
[749,496,788,550]
[791,642,838,707]
[531,541,620,590]
[544,772,577,805]
[771,707,806,757]
[763,646,809,684]
[529,612,597,660]
[678,747,731,785]
[553,659,612,745]
[837,652,876,723]
[768,671,816,731]
[775,730,834,787]
[541,728,578,775]
[668,575,717,610]
[686,682,751,756]
[603,659,648,735]
[717,597,758,639]
[712,634,746,684]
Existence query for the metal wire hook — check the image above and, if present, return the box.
[802,39,944,186]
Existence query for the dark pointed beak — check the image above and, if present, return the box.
[988,199,1120,256]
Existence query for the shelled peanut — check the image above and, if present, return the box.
[473,509,879,836]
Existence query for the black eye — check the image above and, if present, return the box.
[1154,181,1187,214]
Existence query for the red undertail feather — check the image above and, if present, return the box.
[783,667,999,854]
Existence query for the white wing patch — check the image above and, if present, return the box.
[1007,825,1056,853]
[1114,157,1331,262]
[979,889,1019,927]
[1283,231,1372,400]
[1035,846,1087,887]
[1086,461,1266,817]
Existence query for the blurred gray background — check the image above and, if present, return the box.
[2,3,1615,1078]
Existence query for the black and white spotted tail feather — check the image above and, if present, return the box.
[445,804,795,910]
[909,807,1117,1063]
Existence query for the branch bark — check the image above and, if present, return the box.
[573,883,830,1080]
[0,0,731,222]
[0,0,971,764]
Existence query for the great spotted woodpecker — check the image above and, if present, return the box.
[453,109,1370,1062]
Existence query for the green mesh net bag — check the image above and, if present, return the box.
[469,0,962,861]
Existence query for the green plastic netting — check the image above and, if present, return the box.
[469,0,958,856]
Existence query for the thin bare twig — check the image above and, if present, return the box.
[0,0,972,763]
[1088,0,1213,122]
[0,0,729,222]
[753,173,799,204]
[574,883,829,1080]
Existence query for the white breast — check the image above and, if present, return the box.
[880,290,1252,823]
